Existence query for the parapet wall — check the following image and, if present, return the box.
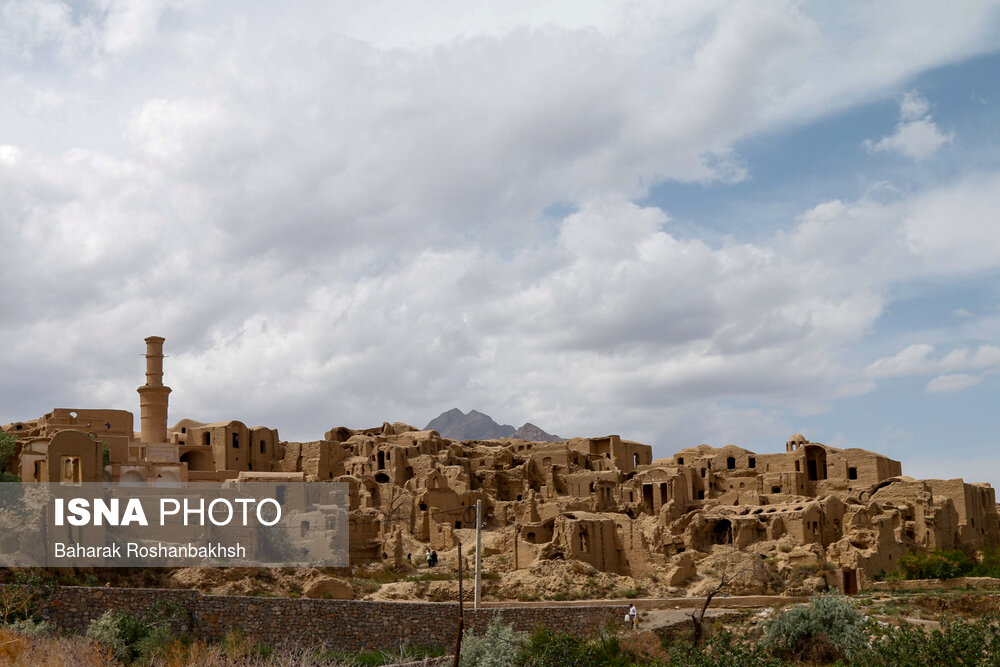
[38,586,624,651]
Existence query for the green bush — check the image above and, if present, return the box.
[519,626,637,667]
[460,617,523,667]
[897,549,972,580]
[86,599,186,663]
[8,617,52,636]
[666,629,783,667]
[970,545,1000,578]
[853,613,1000,666]
[762,590,866,663]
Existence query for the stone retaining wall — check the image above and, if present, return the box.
[866,576,1000,592]
[38,587,624,652]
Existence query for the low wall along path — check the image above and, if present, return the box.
[38,586,624,652]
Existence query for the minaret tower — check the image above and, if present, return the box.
[137,336,171,444]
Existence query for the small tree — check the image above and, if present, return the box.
[0,432,19,482]
[689,548,765,645]
[86,433,111,467]
[0,570,58,624]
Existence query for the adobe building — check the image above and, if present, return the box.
[4,337,1000,593]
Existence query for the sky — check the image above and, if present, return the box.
[2,1,1000,486]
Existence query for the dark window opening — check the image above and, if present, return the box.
[259,440,266,454]
[771,486,781,493]
[677,457,684,465]
[374,472,390,483]
[419,502,427,511]
[455,521,462,529]
[848,467,858,480]
[748,457,756,468]
[697,490,705,500]
[181,427,186,434]
[203,432,211,446]
[726,456,736,470]
[711,519,732,545]
[232,433,240,449]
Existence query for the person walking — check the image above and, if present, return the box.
[628,604,639,630]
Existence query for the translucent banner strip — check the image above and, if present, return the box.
[0,482,349,567]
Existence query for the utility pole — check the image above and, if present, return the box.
[453,540,463,667]
[474,499,482,610]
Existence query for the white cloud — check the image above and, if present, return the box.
[1,2,1000,455]
[925,373,983,393]
[904,172,1000,273]
[899,90,930,121]
[865,344,935,378]
[863,90,953,159]
[0,145,20,165]
[866,344,1000,379]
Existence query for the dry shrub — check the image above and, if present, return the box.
[151,639,228,667]
[0,627,28,662]
[0,627,114,666]
[619,629,668,664]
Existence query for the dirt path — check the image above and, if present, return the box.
[477,594,804,611]
[638,607,741,631]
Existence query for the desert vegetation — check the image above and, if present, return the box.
[8,578,1000,665]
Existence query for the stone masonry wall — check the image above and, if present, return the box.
[38,586,624,652]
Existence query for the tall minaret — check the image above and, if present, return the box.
[137,336,171,444]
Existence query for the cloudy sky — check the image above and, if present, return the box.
[2,1,1000,485]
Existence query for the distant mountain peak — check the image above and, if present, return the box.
[425,409,563,442]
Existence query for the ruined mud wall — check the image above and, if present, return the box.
[38,586,624,651]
